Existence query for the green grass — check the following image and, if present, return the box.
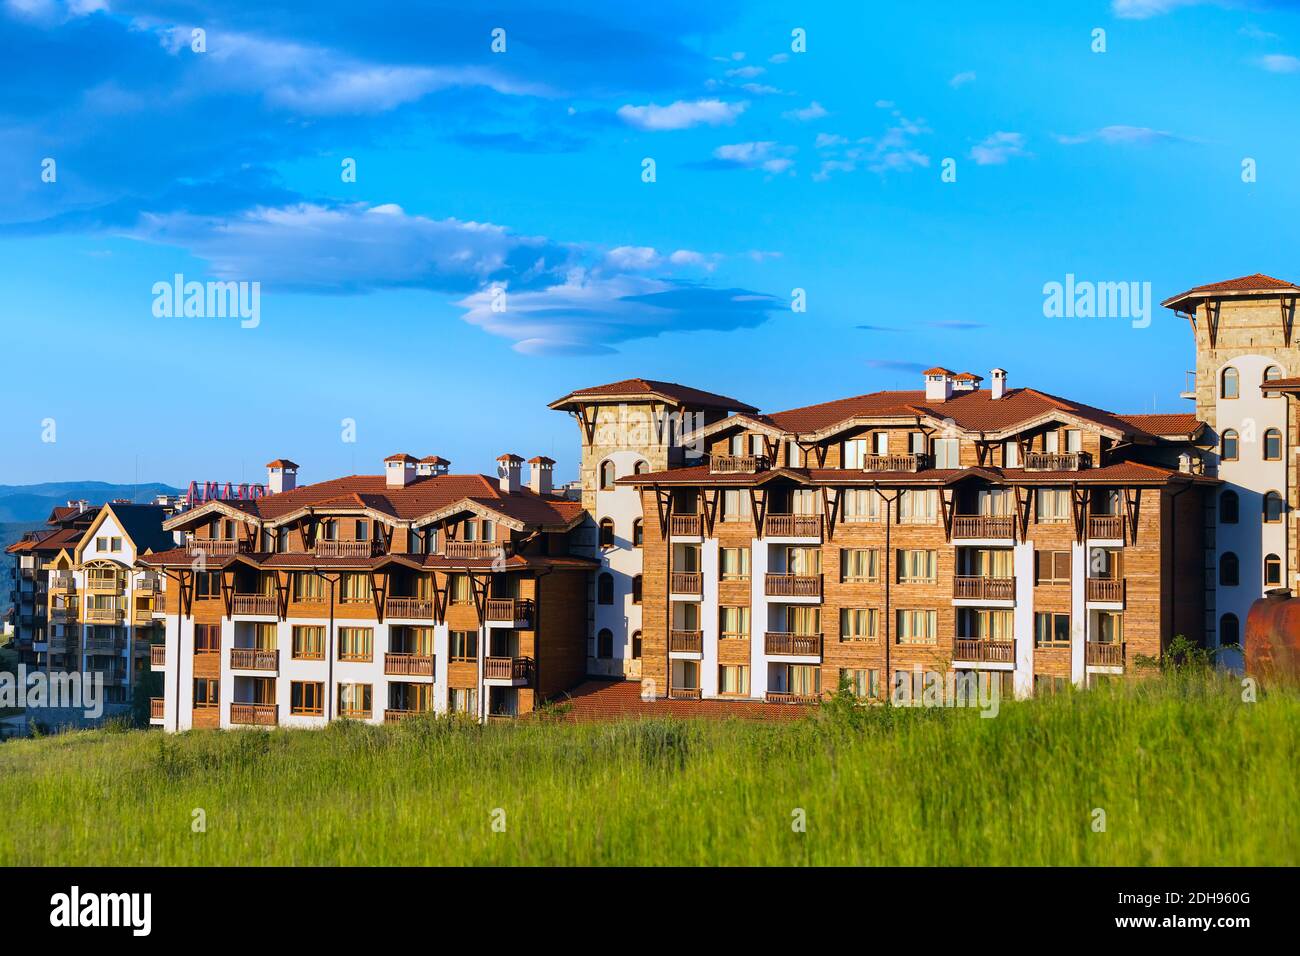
[1,673,1296,865]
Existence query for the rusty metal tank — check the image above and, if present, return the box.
[1245,589,1300,686]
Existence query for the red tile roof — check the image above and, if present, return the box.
[622,461,1211,487]
[265,459,298,468]
[1162,273,1300,310]
[1261,376,1300,392]
[549,378,757,412]
[1115,413,1204,437]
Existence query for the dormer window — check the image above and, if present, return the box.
[356,519,369,541]
[1043,431,1059,454]
[1065,430,1081,453]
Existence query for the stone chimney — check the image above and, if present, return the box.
[384,453,417,488]
[528,456,555,495]
[951,372,983,393]
[924,367,955,402]
[416,455,450,477]
[497,453,523,494]
[990,368,1008,400]
[266,459,299,494]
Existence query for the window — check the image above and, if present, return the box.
[895,609,937,644]
[597,628,614,658]
[1034,612,1070,648]
[719,606,750,639]
[1094,611,1123,644]
[1065,430,1082,453]
[195,572,221,599]
[786,605,820,635]
[898,489,937,524]
[450,630,477,660]
[896,550,937,583]
[337,627,373,662]
[631,631,642,659]
[786,441,803,467]
[909,432,926,455]
[449,688,478,715]
[839,668,880,699]
[632,519,643,547]
[599,460,616,490]
[1033,549,1071,586]
[782,546,820,575]
[339,572,372,604]
[96,536,107,551]
[671,659,700,692]
[1044,431,1059,453]
[718,665,749,696]
[842,488,879,522]
[872,432,889,456]
[1003,441,1020,468]
[1221,366,1239,399]
[599,518,615,547]
[597,573,614,605]
[337,684,372,719]
[1265,554,1282,587]
[958,607,1013,639]
[978,488,1013,516]
[839,608,878,642]
[843,438,868,469]
[1220,429,1239,461]
[1035,675,1069,696]
[320,519,338,541]
[1264,429,1283,461]
[290,681,324,716]
[1264,365,1284,384]
[292,572,325,602]
[1219,614,1240,647]
[292,626,324,660]
[194,624,220,655]
[1264,491,1284,523]
[634,460,650,475]
[773,664,821,696]
[631,575,642,604]
[719,547,750,581]
[933,438,959,469]
[840,548,879,583]
[193,678,219,708]
[448,573,471,604]
[1220,490,1239,524]
[721,489,751,522]
[355,519,369,541]
[1219,552,1239,587]
[1036,488,1070,522]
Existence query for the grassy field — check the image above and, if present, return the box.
[0,673,1295,866]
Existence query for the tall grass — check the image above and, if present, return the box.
[0,673,1295,865]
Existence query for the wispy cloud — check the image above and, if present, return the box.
[691,141,797,174]
[1258,53,1300,73]
[929,320,986,330]
[1055,125,1191,145]
[949,70,977,88]
[1111,0,1211,18]
[1240,24,1281,40]
[616,98,748,130]
[867,359,928,372]
[969,131,1028,165]
[783,101,828,122]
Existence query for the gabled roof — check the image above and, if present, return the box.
[265,459,299,469]
[74,503,174,560]
[548,378,757,413]
[1162,273,1300,311]
[1115,413,1205,440]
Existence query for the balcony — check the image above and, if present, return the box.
[86,577,122,595]
[1087,515,1125,540]
[150,644,166,668]
[150,698,164,722]
[443,541,504,560]
[50,605,78,623]
[765,692,821,705]
[84,607,124,624]
[385,596,435,619]
[669,630,703,653]
[484,597,533,626]
[764,632,822,657]
[669,514,702,537]
[862,453,930,473]
[83,635,124,653]
[765,514,822,538]
[954,638,1015,663]
[670,572,703,595]
[132,608,154,626]
[952,576,1015,601]
[384,708,431,723]
[1024,451,1092,472]
[135,575,159,594]
[187,538,247,556]
[230,702,277,726]
[951,515,1015,540]
[668,687,701,700]
[764,573,822,598]
[314,540,380,559]
[230,647,279,671]
[232,593,277,616]
[384,652,434,677]
[710,453,769,475]
[1086,641,1125,667]
[50,575,75,593]
[1085,578,1125,604]
[483,656,534,681]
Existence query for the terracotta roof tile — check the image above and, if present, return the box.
[550,378,757,412]
[1115,413,1204,437]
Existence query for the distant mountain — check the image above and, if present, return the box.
[0,482,183,524]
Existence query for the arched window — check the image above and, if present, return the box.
[1219,614,1240,648]
[632,518,643,547]
[631,575,642,604]
[1219,552,1239,587]
[597,572,614,605]
[599,460,616,491]
[1264,429,1282,461]
[1221,429,1239,461]
[598,517,615,547]
[1264,491,1284,523]
[1221,366,1239,399]
[1264,553,1282,587]
[631,630,643,660]
[1219,490,1239,524]
[597,628,614,659]
[634,460,650,475]
[1264,365,1284,384]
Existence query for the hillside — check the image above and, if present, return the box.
[0,482,183,524]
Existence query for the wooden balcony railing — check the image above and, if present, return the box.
[1025,451,1092,472]
[384,652,434,676]
[670,572,703,594]
[150,697,164,720]
[710,454,768,474]
[1085,578,1125,604]
[1087,515,1125,539]
[669,514,702,537]
[951,515,1015,539]
[230,702,277,726]
[86,578,122,594]
[384,708,430,723]
[764,573,822,598]
[443,541,505,560]
[50,575,76,592]
[669,630,703,653]
[484,597,533,624]
[483,656,534,681]
[764,632,822,657]
[952,576,1016,601]
[765,514,823,538]
[385,596,435,620]
[187,538,246,556]
[862,453,930,473]
[314,540,380,559]
[134,575,159,594]
[1086,641,1125,666]
[132,608,154,625]
[765,692,821,705]
[229,647,279,671]
[83,636,124,653]
[84,607,124,624]
[232,593,277,616]
[668,687,701,700]
[150,644,166,667]
[954,638,1015,663]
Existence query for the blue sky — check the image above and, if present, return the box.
[3,0,1300,488]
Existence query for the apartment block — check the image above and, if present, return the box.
[6,501,97,667]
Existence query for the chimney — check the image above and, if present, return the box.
[528,456,555,495]
[951,372,983,393]
[497,453,524,494]
[384,453,417,488]
[924,367,954,402]
[990,368,1008,400]
[416,455,450,477]
[265,459,299,494]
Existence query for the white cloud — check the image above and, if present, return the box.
[1259,53,1300,73]
[769,53,790,64]
[713,141,796,173]
[1111,0,1206,18]
[1240,24,1281,40]
[949,70,977,88]
[874,99,895,108]
[616,98,748,131]
[1055,125,1190,145]
[725,65,765,79]
[815,133,848,149]
[783,101,828,122]
[969,131,1028,165]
